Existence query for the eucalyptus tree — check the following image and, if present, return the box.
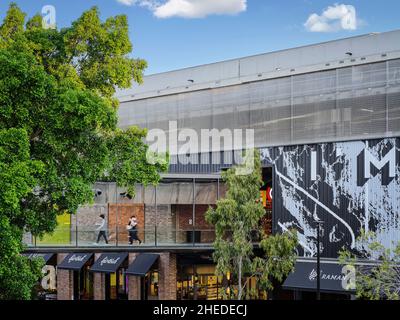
[206,149,298,300]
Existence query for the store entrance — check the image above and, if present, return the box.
[177,264,224,300]
[72,265,94,300]
[90,253,129,301]
[261,166,273,236]
[105,269,129,300]
[176,263,269,300]
[140,269,159,300]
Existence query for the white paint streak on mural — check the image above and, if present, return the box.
[278,222,315,255]
[276,169,356,247]
[262,138,400,258]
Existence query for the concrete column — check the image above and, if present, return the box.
[158,252,177,300]
[93,253,106,300]
[128,253,141,300]
[57,253,73,300]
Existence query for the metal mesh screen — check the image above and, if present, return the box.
[118,60,400,154]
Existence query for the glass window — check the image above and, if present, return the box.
[147,270,159,299]
[194,180,218,244]
[75,182,113,247]
[155,181,193,245]
[144,185,156,245]
[36,213,71,246]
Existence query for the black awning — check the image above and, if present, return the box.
[126,254,159,276]
[23,253,56,265]
[282,261,355,294]
[90,253,128,273]
[58,253,93,271]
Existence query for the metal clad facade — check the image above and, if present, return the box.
[116,30,400,100]
[262,138,400,259]
[119,59,400,153]
[115,31,400,260]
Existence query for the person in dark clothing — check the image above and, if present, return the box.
[128,215,141,245]
[95,214,108,244]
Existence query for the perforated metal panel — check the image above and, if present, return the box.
[118,60,400,156]
[388,60,400,133]
[388,91,400,133]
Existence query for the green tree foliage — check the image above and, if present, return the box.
[339,230,400,300]
[0,128,45,299]
[206,150,298,299]
[254,230,298,293]
[0,3,25,42]
[0,3,167,299]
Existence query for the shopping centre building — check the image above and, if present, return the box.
[24,30,400,300]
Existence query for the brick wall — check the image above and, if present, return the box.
[71,182,145,245]
[158,253,177,300]
[145,205,175,244]
[128,253,141,300]
[108,204,145,245]
[176,205,215,243]
[67,181,222,246]
[56,253,73,300]
[93,253,106,300]
[72,204,108,244]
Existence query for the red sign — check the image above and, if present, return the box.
[260,188,273,207]
[266,187,273,202]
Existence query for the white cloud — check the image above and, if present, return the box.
[154,0,247,18]
[116,0,247,19]
[304,4,358,32]
[116,0,158,10]
[117,0,135,5]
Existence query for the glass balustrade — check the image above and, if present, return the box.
[26,227,220,247]
[23,179,226,248]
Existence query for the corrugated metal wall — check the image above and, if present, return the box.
[266,137,400,259]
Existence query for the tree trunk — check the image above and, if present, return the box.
[238,256,243,300]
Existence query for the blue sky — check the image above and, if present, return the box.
[1,0,400,75]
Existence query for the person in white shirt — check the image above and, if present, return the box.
[95,214,108,244]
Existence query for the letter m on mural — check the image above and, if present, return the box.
[358,141,399,186]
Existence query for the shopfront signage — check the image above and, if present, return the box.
[260,187,272,207]
[283,261,356,293]
[100,256,121,266]
[309,268,346,281]
[68,254,88,263]
[90,253,128,273]
[267,187,272,201]
[23,253,55,263]
[58,253,93,271]
[26,253,47,260]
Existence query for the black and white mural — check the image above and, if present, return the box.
[261,138,400,259]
